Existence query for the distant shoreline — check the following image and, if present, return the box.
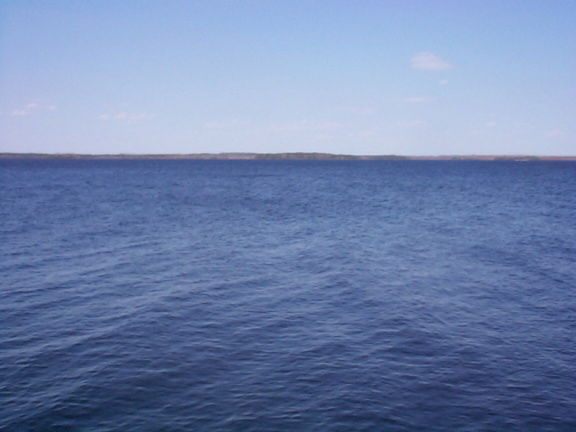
[1,152,575,161]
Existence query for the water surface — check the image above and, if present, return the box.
[1,159,575,431]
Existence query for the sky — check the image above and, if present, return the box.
[1,0,575,156]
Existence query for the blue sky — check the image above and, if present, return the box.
[1,0,574,155]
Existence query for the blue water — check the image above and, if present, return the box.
[1,159,575,431]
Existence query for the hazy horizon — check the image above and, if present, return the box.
[1,1,575,156]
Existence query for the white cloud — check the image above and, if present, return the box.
[411,52,453,70]
[439,80,449,85]
[7,102,57,116]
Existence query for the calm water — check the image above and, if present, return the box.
[1,159,575,431]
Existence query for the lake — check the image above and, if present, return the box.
[1,159,575,431]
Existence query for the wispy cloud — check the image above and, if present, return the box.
[411,52,453,71]
[6,101,56,116]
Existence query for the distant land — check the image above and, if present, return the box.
[1,153,576,161]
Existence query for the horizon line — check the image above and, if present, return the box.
[1,152,576,161]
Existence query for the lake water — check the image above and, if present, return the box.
[1,159,575,431]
